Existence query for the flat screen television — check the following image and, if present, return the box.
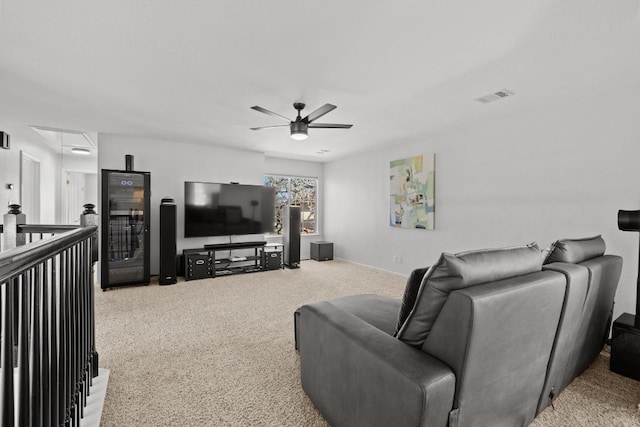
[184,181,276,237]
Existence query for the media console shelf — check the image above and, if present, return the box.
[183,241,281,281]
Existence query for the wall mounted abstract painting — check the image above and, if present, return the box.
[390,153,435,229]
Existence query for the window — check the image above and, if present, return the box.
[264,175,318,235]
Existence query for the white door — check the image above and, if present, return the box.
[62,171,85,225]
[20,151,41,223]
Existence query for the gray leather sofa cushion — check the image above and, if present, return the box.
[544,235,605,264]
[395,243,543,346]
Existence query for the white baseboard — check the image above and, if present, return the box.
[80,368,110,427]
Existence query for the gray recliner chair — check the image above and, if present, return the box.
[295,237,622,427]
[537,236,622,413]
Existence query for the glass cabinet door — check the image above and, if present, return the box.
[101,170,150,287]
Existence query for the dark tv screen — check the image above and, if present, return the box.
[184,182,276,237]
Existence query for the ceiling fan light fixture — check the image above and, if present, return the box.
[290,121,308,141]
[71,147,91,155]
[290,131,308,141]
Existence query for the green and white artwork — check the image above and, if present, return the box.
[390,153,435,229]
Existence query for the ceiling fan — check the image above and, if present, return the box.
[250,102,352,140]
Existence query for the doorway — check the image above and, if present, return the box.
[20,151,41,223]
[62,171,85,225]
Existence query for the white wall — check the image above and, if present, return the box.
[0,121,61,223]
[324,87,640,322]
[265,157,324,259]
[84,173,98,208]
[62,153,97,174]
[98,134,266,274]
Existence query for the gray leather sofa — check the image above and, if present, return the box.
[295,237,622,427]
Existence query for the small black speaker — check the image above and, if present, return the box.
[0,132,9,150]
[262,250,282,270]
[125,154,134,171]
[618,210,640,231]
[159,198,177,285]
[185,254,213,280]
[283,206,301,268]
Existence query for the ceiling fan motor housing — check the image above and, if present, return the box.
[290,121,308,138]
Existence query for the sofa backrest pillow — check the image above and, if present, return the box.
[544,235,605,264]
[395,243,544,347]
[395,266,430,334]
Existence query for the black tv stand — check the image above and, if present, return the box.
[204,241,267,250]
[184,241,282,280]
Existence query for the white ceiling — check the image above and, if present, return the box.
[31,126,97,157]
[0,1,639,162]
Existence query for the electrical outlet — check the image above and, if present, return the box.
[397,256,403,264]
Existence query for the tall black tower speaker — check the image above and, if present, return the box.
[283,205,301,268]
[159,197,177,285]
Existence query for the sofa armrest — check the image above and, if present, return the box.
[299,301,455,427]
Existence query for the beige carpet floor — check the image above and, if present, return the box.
[95,259,640,426]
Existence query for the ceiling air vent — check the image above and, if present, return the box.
[476,89,514,104]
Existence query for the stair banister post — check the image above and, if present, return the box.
[80,204,99,262]
[2,203,26,250]
[79,204,97,227]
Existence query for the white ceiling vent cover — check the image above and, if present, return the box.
[476,89,515,104]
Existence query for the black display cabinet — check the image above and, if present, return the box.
[101,169,151,289]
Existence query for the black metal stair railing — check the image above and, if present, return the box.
[0,224,79,251]
[0,225,99,427]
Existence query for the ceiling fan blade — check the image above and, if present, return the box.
[304,104,337,123]
[250,125,290,130]
[251,106,292,122]
[308,123,353,129]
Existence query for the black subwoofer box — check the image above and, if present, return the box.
[311,241,333,261]
[159,198,177,285]
[185,254,213,281]
[610,313,640,380]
